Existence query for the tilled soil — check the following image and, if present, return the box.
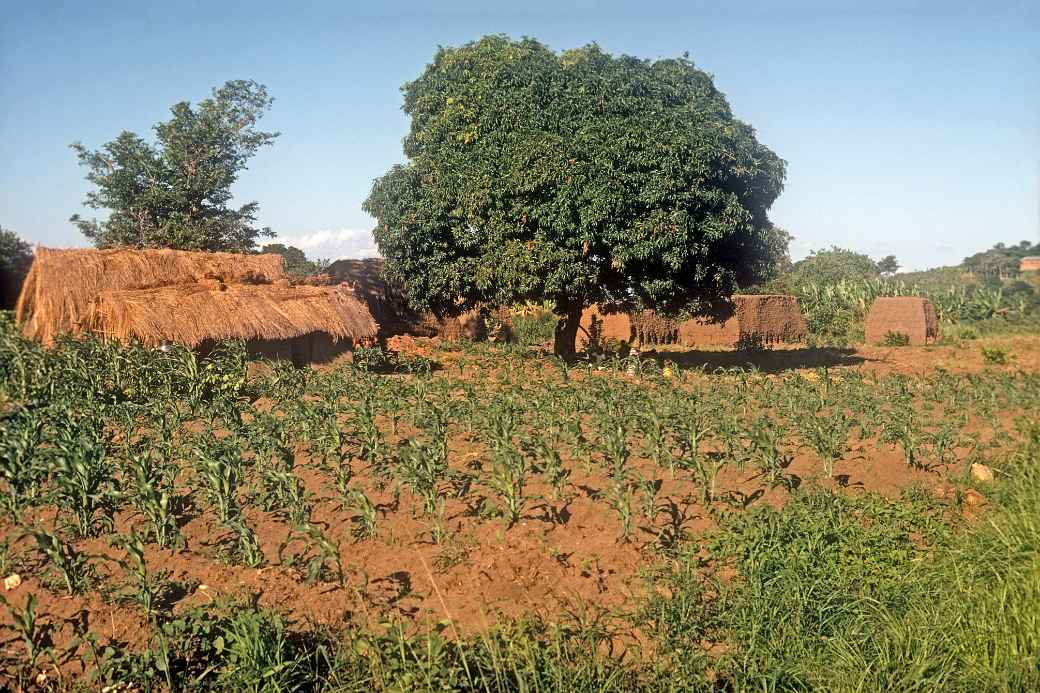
[1,333,1036,681]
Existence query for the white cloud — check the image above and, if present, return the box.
[269,228,380,260]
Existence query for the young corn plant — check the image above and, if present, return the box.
[258,466,310,527]
[128,453,181,549]
[316,418,357,505]
[193,436,244,523]
[748,415,794,488]
[51,418,117,538]
[640,407,675,477]
[0,407,47,514]
[111,532,170,623]
[675,409,722,505]
[925,418,964,466]
[278,523,346,587]
[601,420,631,482]
[486,443,534,528]
[882,405,925,470]
[526,438,571,524]
[352,395,387,470]
[0,593,52,685]
[604,475,637,542]
[223,516,265,568]
[346,488,379,540]
[395,437,447,518]
[22,526,93,595]
[636,472,662,523]
[799,409,852,479]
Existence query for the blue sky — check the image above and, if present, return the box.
[2,0,1037,270]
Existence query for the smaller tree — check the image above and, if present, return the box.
[876,255,900,275]
[260,243,326,279]
[70,80,279,253]
[789,247,879,287]
[0,227,33,310]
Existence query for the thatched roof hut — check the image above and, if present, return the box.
[16,247,377,361]
[325,258,435,338]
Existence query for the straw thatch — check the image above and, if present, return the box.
[16,247,288,344]
[325,258,436,338]
[15,246,377,350]
[84,283,377,348]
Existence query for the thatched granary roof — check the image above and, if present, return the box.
[16,246,377,347]
[325,257,436,338]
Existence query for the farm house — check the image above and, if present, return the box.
[15,247,378,364]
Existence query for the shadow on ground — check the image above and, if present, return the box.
[643,347,871,374]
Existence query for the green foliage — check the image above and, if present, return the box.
[695,489,950,687]
[0,593,52,686]
[793,274,1039,345]
[813,436,1040,690]
[22,526,95,594]
[510,307,559,349]
[962,239,1040,280]
[70,80,278,252]
[260,243,328,279]
[366,35,787,354]
[881,331,910,346]
[876,254,900,275]
[981,345,1011,365]
[0,226,33,309]
[790,246,880,287]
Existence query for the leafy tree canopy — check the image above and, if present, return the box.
[961,240,1040,279]
[789,247,880,287]
[876,254,899,275]
[71,80,279,253]
[260,243,328,279]
[0,226,33,309]
[364,36,787,355]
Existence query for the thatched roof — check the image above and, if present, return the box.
[326,257,436,338]
[85,283,377,348]
[16,246,376,347]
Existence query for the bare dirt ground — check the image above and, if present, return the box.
[647,333,1040,376]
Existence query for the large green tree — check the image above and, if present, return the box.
[0,227,33,310]
[71,80,279,252]
[364,36,788,356]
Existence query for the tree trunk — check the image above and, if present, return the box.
[553,302,584,360]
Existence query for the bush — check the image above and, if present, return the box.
[881,331,910,347]
[981,345,1011,365]
[0,227,33,310]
